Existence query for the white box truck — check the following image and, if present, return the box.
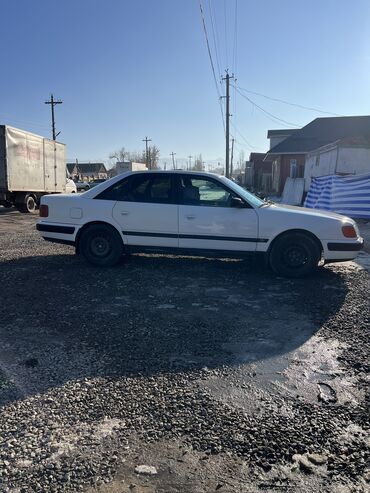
[0,125,76,213]
[116,161,148,174]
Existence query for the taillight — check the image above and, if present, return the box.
[342,225,357,238]
[39,205,49,217]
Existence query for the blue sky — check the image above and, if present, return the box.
[1,0,370,168]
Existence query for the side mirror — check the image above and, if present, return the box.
[230,197,246,208]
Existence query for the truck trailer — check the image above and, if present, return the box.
[0,125,76,213]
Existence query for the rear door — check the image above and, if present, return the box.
[177,174,258,252]
[112,173,179,248]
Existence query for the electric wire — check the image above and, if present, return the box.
[234,84,302,127]
[230,122,257,150]
[207,0,222,81]
[223,0,228,69]
[235,85,341,116]
[0,114,50,130]
[199,0,226,134]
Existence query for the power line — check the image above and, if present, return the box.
[234,85,301,127]
[232,0,238,76]
[230,121,257,150]
[223,0,228,69]
[0,116,49,131]
[235,85,341,116]
[207,0,222,81]
[199,0,226,134]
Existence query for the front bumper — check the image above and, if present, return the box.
[324,237,364,261]
[327,240,364,251]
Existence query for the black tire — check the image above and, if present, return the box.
[18,194,37,213]
[269,232,321,278]
[79,224,124,267]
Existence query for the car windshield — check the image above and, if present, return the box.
[219,177,264,208]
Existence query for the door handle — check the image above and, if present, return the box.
[121,211,129,215]
[186,215,196,219]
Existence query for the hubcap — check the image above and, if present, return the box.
[283,245,308,268]
[90,236,110,257]
[27,197,36,212]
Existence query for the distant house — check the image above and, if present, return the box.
[66,162,107,182]
[245,152,274,192]
[66,163,78,177]
[266,116,370,194]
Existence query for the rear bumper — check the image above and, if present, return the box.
[36,223,75,235]
[37,221,78,247]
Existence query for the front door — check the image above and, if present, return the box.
[177,175,258,252]
[112,173,178,248]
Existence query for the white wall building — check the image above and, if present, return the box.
[304,137,370,191]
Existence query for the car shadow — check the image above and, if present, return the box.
[0,252,348,403]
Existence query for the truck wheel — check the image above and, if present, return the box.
[18,194,37,213]
[269,232,321,278]
[79,224,124,267]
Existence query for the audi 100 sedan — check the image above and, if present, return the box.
[36,170,363,277]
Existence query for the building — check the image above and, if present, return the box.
[66,162,107,182]
[304,135,370,190]
[244,153,274,193]
[266,116,370,194]
[266,129,306,194]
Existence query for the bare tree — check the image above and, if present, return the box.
[238,150,245,169]
[109,147,128,162]
[109,144,160,170]
[148,145,160,169]
[192,154,203,171]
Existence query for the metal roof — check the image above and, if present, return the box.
[267,116,370,155]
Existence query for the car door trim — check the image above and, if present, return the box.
[123,230,268,243]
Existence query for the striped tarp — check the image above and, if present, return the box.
[304,173,370,219]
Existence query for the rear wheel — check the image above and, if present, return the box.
[79,224,124,267]
[17,194,37,213]
[269,232,321,278]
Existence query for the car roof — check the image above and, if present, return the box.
[129,169,221,177]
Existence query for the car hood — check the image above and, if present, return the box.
[265,203,354,223]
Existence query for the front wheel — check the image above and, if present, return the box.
[269,232,321,278]
[79,224,124,267]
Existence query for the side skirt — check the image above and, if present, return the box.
[127,245,266,260]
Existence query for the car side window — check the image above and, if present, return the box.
[95,174,173,203]
[94,177,131,201]
[125,175,152,202]
[179,176,234,207]
[148,175,172,203]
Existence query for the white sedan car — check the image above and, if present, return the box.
[37,171,363,277]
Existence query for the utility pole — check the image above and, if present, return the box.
[142,136,152,169]
[188,155,192,171]
[44,93,63,141]
[230,138,235,177]
[170,152,176,169]
[222,71,234,178]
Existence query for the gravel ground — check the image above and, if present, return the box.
[0,210,369,493]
